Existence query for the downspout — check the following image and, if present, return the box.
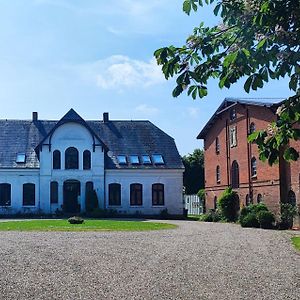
[225,119,230,186]
[246,108,252,202]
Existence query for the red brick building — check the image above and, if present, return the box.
[197,98,300,215]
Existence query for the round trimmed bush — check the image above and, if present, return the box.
[257,210,275,229]
[240,213,259,228]
[68,216,84,224]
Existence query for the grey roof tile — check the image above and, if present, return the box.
[0,113,183,170]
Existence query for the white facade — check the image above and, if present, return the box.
[0,116,184,216]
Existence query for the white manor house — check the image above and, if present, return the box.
[0,109,184,215]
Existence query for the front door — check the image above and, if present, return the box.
[63,180,81,214]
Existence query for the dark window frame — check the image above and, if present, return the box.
[249,122,256,134]
[50,181,58,204]
[229,108,237,121]
[130,183,143,206]
[83,150,91,170]
[23,183,35,206]
[152,183,164,206]
[251,157,257,177]
[65,147,79,169]
[109,183,121,206]
[231,160,240,188]
[53,150,61,169]
[216,165,220,183]
[215,137,220,154]
[257,193,263,203]
[0,183,11,206]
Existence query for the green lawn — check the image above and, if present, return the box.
[0,219,177,232]
[291,236,300,251]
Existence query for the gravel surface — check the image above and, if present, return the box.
[0,221,299,300]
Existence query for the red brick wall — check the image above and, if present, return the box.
[204,104,281,214]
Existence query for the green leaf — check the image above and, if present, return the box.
[257,39,266,50]
[213,3,221,16]
[244,76,253,93]
[183,0,191,15]
[284,147,299,161]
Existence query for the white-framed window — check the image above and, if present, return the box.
[229,126,237,148]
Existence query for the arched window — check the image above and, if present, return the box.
[216,165,220,183]
[23,183,35,206]
[230,108,237,121]
[215,137,220,154]
[287,190,296,206]
[83,150,91,170]
[53,150,61,169]
[257,193,263,203]
[251,157,257,177]
[152,183,164,206]
[109,183,121,206]
[50,181,58,204]
[249,122,256,134]
[65,147,79,169]
[231,160,239,188]
[130,183,143,206]
[214,196,217,210]
[0,183,11,206]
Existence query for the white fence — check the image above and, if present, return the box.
[184,194,203,215]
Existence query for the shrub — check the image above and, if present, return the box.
[85,189,99,212]
[68,216,84,224]
[200,209,221,222]
[240,213,260,228]
[218,188,239,222]
[240,203,268,218]
[280,203,297,229]
[257,210,275,229]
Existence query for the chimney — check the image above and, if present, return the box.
[103,112,109,123]
[32,112,38,121]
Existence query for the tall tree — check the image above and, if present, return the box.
[182,149,204,194]
[154,0,300,165]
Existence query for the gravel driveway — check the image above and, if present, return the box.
[0,221,299,300]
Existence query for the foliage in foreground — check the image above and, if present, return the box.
[280,203,298,229]
[240,203,275,229]
[154,0,300,165]
[0,219,177,232]
[218,187,240,222]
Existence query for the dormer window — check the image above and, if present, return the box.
[152,154,164,165]
[16,153,26,163]
[229,108,237,121]
[117,155,127,165]
[142,155,152,164]
[129,155,140,164]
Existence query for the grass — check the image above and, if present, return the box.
[187,214,202,221]
[0,219,177,232]
[291,237,300,252]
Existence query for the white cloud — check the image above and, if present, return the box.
[187,107,200,118]
[135,104,159,116]
[66,55,165,90]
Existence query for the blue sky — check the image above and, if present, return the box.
[0,0,292,155]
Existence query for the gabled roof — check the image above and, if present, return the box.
[36,109,107,151]
[0,110,183,169]
[197,98,282,139]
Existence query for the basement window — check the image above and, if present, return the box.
[129,155,140,164]
[152,154,164,165]
[16,153,26,163]
[117,155,127,165]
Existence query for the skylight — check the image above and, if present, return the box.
[16,153,26,163]
[117,155,127,165]
[152,154,164,165]
[142,155,152,164]
[129,155,140,164]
